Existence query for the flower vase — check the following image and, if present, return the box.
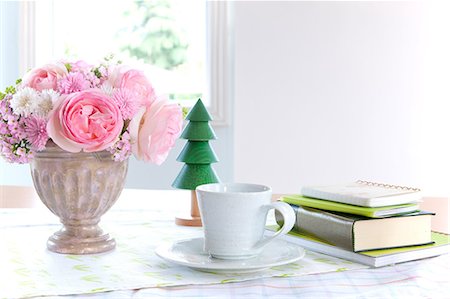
[30,142,128,254]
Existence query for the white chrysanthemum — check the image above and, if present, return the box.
[40,89,60,103]
[10,87,40,116]
[100,82,114,96]
[33,89,59,118]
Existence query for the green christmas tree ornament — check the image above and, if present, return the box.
[172,164,219,190]
[180,122,217,141]
[185,98,213,121]
[172,99,220,226]
[176,141,219,164]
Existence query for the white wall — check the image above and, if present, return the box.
[233,1,450,195]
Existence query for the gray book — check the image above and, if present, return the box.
[275,205,434,252]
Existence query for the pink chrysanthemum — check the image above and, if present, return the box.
[85,71,101,87]
[23,116,48,151]
[112,88,139,119]
[57,72,91,94]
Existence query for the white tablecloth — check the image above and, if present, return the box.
[1,194,449,299]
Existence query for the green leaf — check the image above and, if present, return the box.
[5,86,16,94]
[93,68,102,78]
[104,54,115,61]
[15,78,22,85]
[182,106,189,118]
[64,63,72,72]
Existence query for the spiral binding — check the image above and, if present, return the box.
[356,180,421,192]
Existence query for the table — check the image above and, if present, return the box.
[1,187,449,299]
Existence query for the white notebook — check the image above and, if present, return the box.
[300,180,421,207]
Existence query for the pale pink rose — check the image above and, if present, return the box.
[21,62,68,92]
[104,64,123,86]
[47,89,123,153]
[106,65,156,107]
[129,100,182,164]
[70,60,92,73]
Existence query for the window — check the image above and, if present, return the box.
[20,0,230,125]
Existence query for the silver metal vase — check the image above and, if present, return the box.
[30,141,128,254]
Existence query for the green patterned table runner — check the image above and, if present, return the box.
[0,209,368,298]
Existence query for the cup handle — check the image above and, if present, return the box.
[253,201,296,250]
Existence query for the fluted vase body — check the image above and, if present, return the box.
[30,142,128,254]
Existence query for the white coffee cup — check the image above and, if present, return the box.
[196,183,295,260]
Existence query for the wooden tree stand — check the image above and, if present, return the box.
[175,190,202,227]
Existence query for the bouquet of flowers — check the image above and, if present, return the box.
[0,58,183,164]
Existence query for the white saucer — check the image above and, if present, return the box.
[155,238,305,273]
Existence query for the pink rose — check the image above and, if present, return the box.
[47,89,123,153]
[21,62,68,91]
[129,100,182,164]
[106,65,156,107]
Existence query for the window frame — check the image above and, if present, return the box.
[18,1,231,126]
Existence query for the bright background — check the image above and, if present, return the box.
[35,0,207,104]
[234,1,450,196]
[1,1,449,197]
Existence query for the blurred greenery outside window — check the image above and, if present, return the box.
[35,0,207,107]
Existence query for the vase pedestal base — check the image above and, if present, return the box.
[30,142,128,255]
[47,223,116,254]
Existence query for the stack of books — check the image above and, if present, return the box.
[267,181,450,267]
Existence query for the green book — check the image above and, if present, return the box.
[265,225,450,267]
[281,195,419,218]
